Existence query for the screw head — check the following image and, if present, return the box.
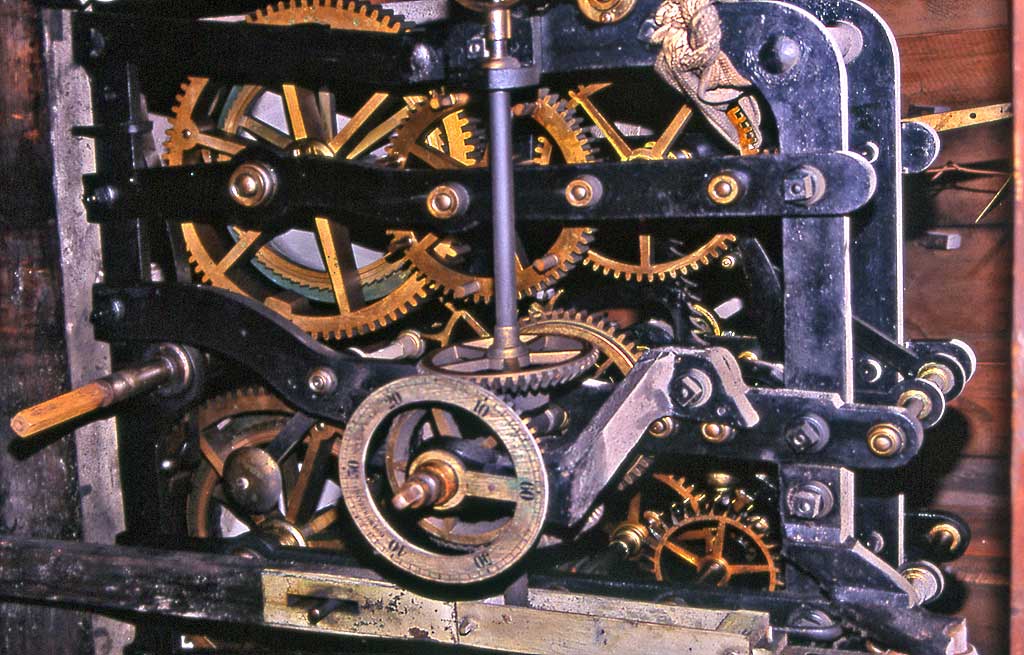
[647,416,676,438]
[228,162,277,208]
[565,175,602,208]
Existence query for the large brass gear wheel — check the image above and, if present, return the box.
[386,91,596,303]
[163,0,432,340]
[640,474,781,591]
[417,332,599,394]
[568,82,751,282]
[519,304,643,380]
[185,388,346,551]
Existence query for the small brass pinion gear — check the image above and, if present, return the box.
[387,91,596,303]
[568,82,750,282]
[164,0,433,340]
[638,474,781,591]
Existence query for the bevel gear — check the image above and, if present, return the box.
[640,473,781,590]
[183,388,346,551]
[520,304,643,380]
[164,0,433,340]
[386,91,596,303]
[568,82,746,282]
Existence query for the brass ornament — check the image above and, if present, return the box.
[648,0,763,151]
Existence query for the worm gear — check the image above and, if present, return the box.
[568,82,747,282]
[164,0,433,340]
[519,305,643,380]
[639,473,781,590]
[183,388,346,552]
[387,91,596,303]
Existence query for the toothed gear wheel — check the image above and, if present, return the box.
[386,91,596,303]
[519,306,642,380]
[163,0,433,340]
[568,82,752,282]
[181,388,345,550]
[641,474,781,590]
[417,333,599,394]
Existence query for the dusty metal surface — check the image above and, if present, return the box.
[262,569,776,654]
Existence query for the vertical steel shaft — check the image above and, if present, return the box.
[487,87,524,359]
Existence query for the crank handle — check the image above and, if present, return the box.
[10,343,194,439]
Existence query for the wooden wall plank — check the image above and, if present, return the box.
[1008,0,1024,648]
[899,28,1011,112]
[871,0,1007,37]
[904,225,1010,362]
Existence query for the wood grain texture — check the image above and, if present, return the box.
[905,225,1010,363]
[1009,0,1024,648]
[0,0,91,653]
[899,28,1011,113]
[870,0,1007,36]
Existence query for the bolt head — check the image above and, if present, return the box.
[307,367,338,396]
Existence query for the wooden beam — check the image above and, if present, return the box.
[1010,0,1024,649]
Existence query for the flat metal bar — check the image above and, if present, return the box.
[84,152,875,229]
[74,12,442,89]
[722,2,854,399]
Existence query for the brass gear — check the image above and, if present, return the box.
[387,91,596,303]
[417,333,599,394]
[184,388,346,551]
[164,0,432,340]
[519,305,643,380]
[568,82,746,282]
[640,474,781,590]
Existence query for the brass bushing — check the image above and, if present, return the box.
[647,416,677,439]
[426,184,469,220]
[867,422,905,457]
[228,162,277,208]
[707,173,741,205]
[565,175,603,208]
[918,362,955,395]
[701,422,734,443]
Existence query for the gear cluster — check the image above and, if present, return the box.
[161,0,752,344]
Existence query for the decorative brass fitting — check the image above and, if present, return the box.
[647,416,677,438]
[918,362,955,395]
[927,523,962,553]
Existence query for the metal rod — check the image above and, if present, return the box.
[487,87,525,361]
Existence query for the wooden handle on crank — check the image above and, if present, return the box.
[10,358,178,439]
[10,382,114,438]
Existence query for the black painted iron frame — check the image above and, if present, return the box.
[40,1,973,653]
